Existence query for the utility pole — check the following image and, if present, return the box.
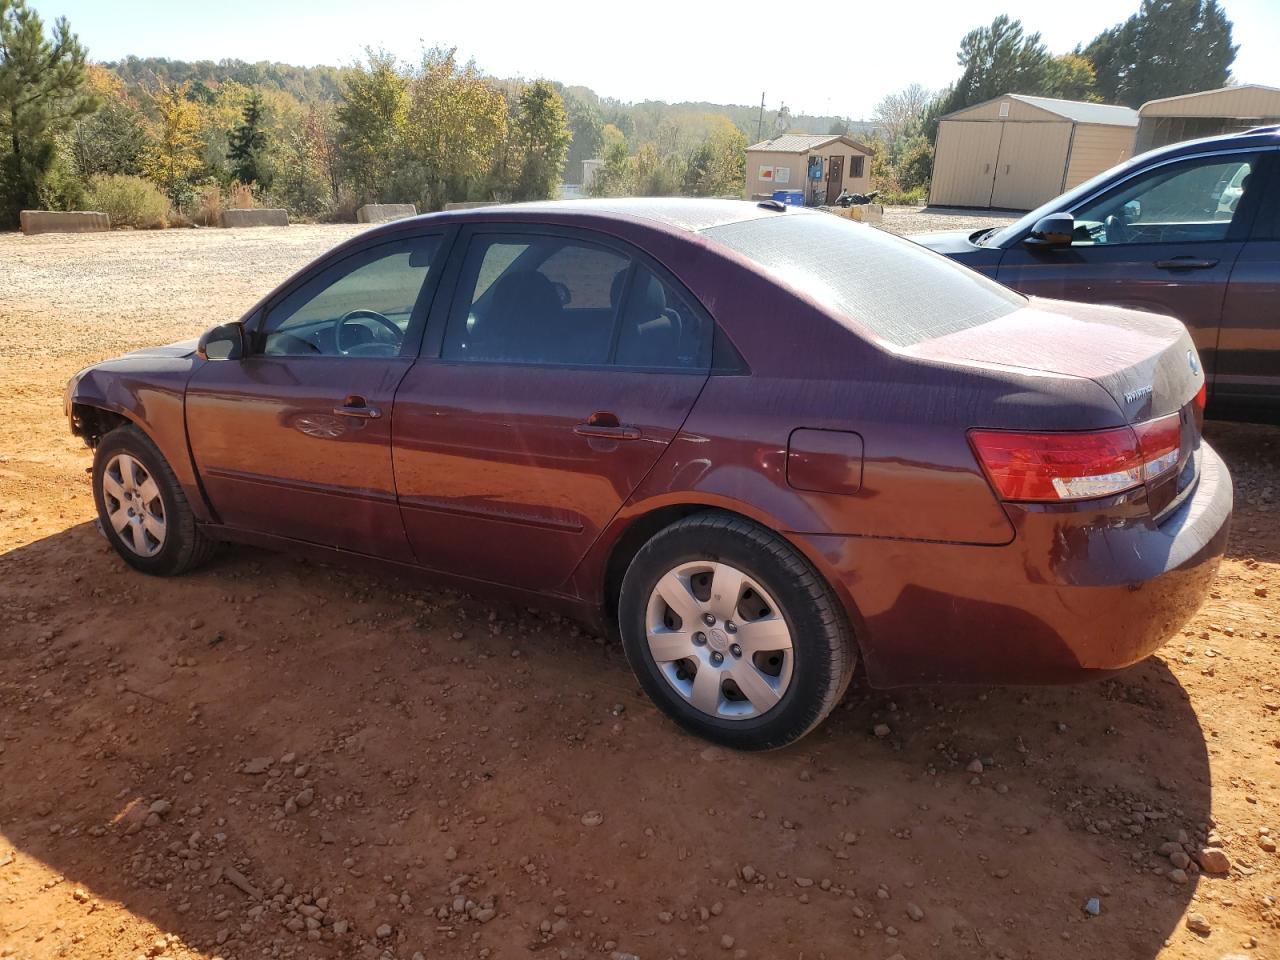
[756,92,765,142]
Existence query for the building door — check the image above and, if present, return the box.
[930,121,1001,207]
[990,122,1072,210]
[825,155,844,204]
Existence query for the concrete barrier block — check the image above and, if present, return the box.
[219,208,289,228]
[443,201,500,211]
[20,210,110,235]
[356,203,417,223]
[846,203,884,224]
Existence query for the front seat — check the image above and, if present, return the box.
[479,270,564,362]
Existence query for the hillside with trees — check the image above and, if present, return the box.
[0,0,1243,228]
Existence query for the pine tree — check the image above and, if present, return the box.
[1082,0,1237,108]
[0,0,95,226]
[228,88,269,187]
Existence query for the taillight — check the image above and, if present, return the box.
[971,412,1182,502]
[1194,383,1207,414]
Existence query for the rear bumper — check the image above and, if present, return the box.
[797,442,1232,686]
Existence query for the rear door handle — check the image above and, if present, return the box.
[574,423,641,440]
[334,396,382,419]
[1154,257,1218,270]
[574,411,641,440]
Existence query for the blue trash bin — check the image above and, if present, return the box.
[772,190,804,207]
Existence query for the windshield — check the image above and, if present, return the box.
[704,212,1025,347]
[983,154,1148,247]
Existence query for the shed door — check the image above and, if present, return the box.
[990,122,1072,210]
[930,121,1001,207]
[825,155,844,204]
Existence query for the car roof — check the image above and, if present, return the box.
[366,197,806,239]
[1137,127,1280,164]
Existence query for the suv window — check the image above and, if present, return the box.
[442,234,710,369]
[263,237,439,357]
[1071,155,1259,246]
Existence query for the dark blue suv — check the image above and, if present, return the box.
[912,128,1280,417]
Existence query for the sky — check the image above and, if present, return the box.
[45,0,1280,119]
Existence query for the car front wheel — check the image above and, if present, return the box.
[618,512,855,750]
[92,424,216,576]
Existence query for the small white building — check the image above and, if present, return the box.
[581,158,604,195]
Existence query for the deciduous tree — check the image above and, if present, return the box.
[336,50,407,203]
[398,47,506,210]
[140,81,202,207]
[511,80,570,202]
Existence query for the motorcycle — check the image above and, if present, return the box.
[834,189,880,207]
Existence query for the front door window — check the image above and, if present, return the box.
[1071,155,1259,246]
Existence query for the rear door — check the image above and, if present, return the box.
[392,225,712,592]
[186,232,447,558]
[996,149,1267,385]
[1216,151,1280,407]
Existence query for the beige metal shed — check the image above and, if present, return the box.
[1136,84,1280,152]
[929,94,1138,210]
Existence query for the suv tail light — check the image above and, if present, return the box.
[970,412,1182,502]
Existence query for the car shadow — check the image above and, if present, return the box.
[1,521,1210,960]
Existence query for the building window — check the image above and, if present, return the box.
[850,156,865,178]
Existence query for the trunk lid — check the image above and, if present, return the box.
[905,297,1204,422]
[906,297,1206,517]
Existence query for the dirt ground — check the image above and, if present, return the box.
[0,212,1276,960]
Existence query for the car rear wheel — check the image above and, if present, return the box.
[618,512,855,750]
[92,424,216,576]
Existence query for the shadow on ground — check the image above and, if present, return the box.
[0,521,1211,960]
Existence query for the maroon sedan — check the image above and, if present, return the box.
[66,199,1231,749]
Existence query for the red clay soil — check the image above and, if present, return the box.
[1,220,1277,960]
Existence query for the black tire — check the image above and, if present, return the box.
[92,424,216,576]
[618,511,855,750]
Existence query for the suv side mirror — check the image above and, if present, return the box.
[1023,212,1075,249]
[197,322,246,361]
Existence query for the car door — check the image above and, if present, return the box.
[392,225,712,592]
[996,149,1267,385]
[186,231,447,559]
[1217,151,1280,408]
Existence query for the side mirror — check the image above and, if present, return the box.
[1023,212,1075,249]
[197,322,246,361]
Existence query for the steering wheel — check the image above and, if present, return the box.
[336,309,403,354]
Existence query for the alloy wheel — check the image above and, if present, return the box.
[645,561,794,720]
[102,453,167,558]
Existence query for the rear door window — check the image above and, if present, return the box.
[441,233,711,369]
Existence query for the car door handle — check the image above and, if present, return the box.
[1154,257,1218,270]
[334,396,382,419]
[574,412,641,441]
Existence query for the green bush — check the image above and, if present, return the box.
[876,186,928,206]
[85,174,170,229]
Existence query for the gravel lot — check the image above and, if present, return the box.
[0,212,1277,960]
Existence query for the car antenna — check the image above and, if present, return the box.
[757,199,788,212]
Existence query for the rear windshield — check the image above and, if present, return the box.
[702,213,1025,347]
